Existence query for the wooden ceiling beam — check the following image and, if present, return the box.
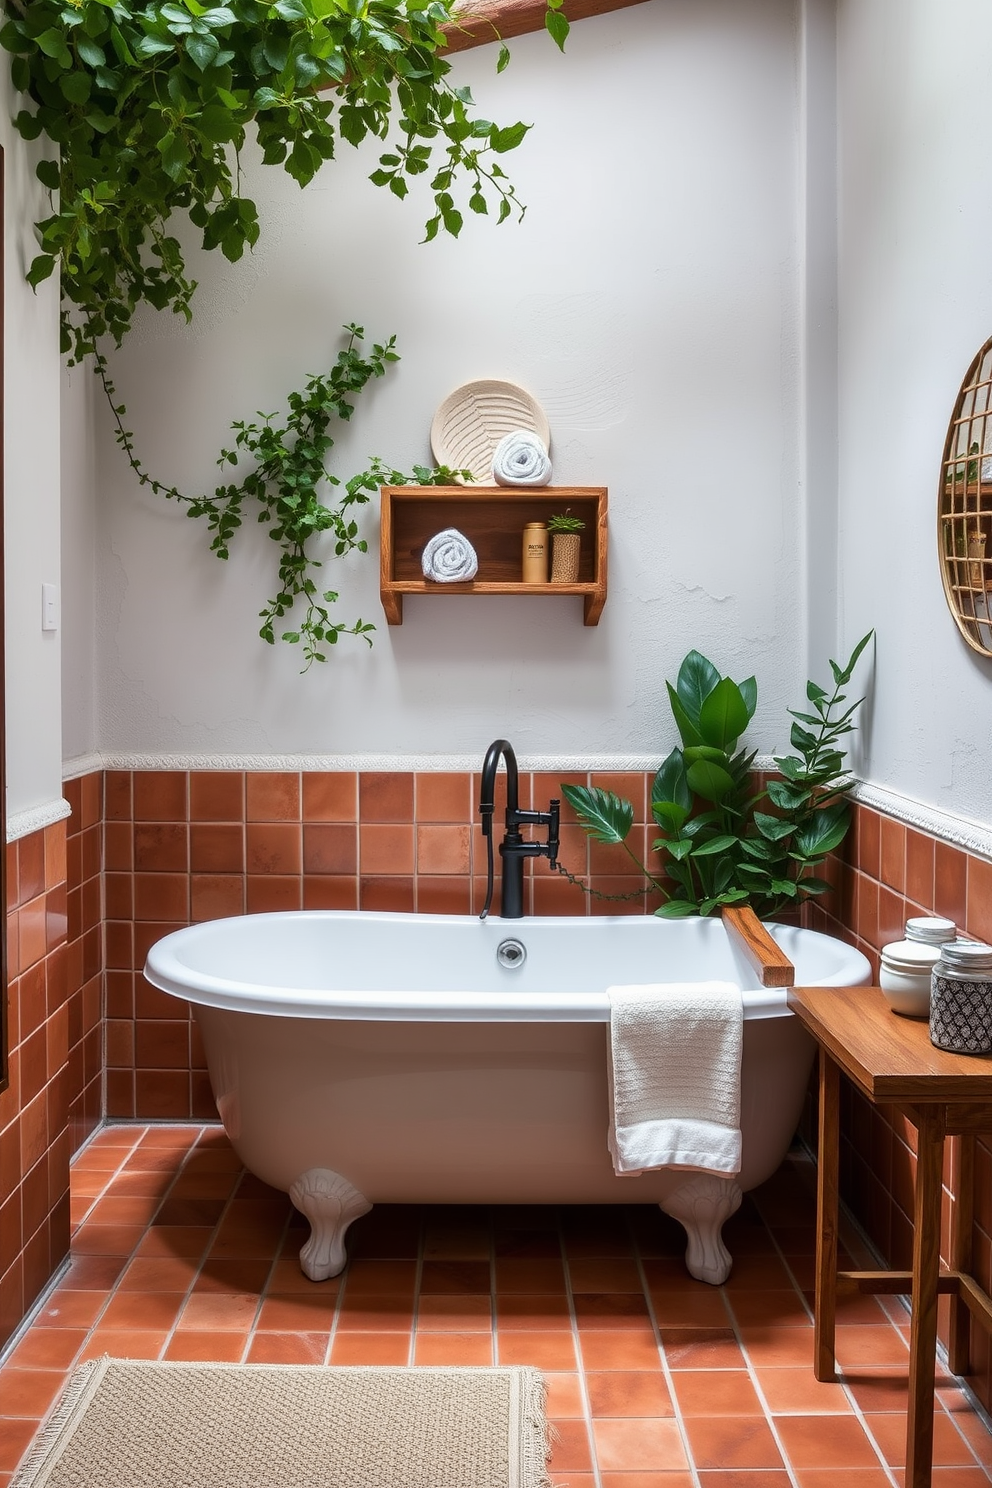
[441,0,651,53]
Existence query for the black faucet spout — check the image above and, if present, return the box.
[479,740,560,920]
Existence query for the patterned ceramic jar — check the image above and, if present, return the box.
[930,940,992,1054]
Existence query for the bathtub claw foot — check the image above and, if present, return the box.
[289,1168,372,1281]
[659,1173,742,1285]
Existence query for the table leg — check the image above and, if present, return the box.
[814,1048,840,1382]
[906,1105,944,1488]
[948,1133,975,1376]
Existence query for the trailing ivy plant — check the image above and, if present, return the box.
[99,323,470,668]
[560,634,873,919]
[2,0,568,364]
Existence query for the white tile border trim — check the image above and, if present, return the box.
[59,753,992,863]
[7,797,72,845]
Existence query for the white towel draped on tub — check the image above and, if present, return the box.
[421,528,479,582]
[491,429,552,486]
[607,981,743,1178]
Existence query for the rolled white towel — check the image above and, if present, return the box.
[492,429,552,487]
[421,528,479,583]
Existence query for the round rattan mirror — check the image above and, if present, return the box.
[939,337,992,655]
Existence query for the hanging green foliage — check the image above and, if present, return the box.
[99,324,471,668]
[1,0,568,364]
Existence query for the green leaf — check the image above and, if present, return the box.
[766,779,811,811]
[26,254,56,288]
[690,834,740,858]
[686,759,736,802]
[752,811,794,842]
[698,676,749,749]
[655,901,698,919]
[739,676,757,719]
[666,682,705,750]
[545,7,569,49]
[559,784,634,845]
[676,650,722,731]
[651,799,688,832]
[652,748,692,812]
[792,802,850,858]
[35,159,61,191]
[490,121,529,153]
[496,43,510,72]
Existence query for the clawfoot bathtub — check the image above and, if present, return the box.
[144,912,869,1284]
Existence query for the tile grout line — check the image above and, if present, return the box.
[239,1204,296,1365]
[631,1222,703,1488]
[408,1208,426,1368]
[558,1216,603,1488]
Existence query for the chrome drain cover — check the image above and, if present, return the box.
[496,938,527,969]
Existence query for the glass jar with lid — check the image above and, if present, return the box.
[879,916,956,1018]
[929,940,992,1053]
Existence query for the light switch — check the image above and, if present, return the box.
[42,582,59,632]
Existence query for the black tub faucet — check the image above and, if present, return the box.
[479,739,560,919]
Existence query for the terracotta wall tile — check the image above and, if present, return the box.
[415,773,471,823]
[190,824,244,874]
[360,772,414,822]
[133,772,187,822]
[905,830,935,910]
[246,773,300,822]
[935,841,968,927]
[303,825,357,876]
[302,773,357,822]
[360,824,415,876]
[966,856,992,943]
[189,771,245,822]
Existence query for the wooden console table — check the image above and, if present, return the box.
[787,984,992,1488]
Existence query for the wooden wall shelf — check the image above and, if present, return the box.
[379,486,608,625]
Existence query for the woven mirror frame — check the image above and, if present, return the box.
[939,335,992,656]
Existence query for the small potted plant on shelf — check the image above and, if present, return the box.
[547,510,585,583]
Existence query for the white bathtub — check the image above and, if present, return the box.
[144,911,870,1284]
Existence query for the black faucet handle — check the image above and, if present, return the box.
[547,798,560,869]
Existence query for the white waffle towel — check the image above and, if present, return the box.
[421,528,479,582]
[491,429,552,486]
[607,981,743,1177]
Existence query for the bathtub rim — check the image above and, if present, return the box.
[143,910,871,1024]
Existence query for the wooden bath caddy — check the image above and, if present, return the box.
[379,485,608,625]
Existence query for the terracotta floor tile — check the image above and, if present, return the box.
[548,1418,594,1471]
[726,1289,812,1327]
[567,1258,644,1292]
[58,1254,129,1291]
[651,1290,731,1327]
[775,1413,885,1469]
[192,1257,274,1294]
[544,1373,585,1417]
[412,1333,495,1366]
[0,1369,68,1420]
[757,1365,853,1413]
[163,1331,248,1362]
[416,1295,492,1330]
[924,1470,992,1486]
[696,1474,793,1487]
[116,1256,199,1293]
[343,1259,417,1295]
[99,1291,186,1331]
[245,1333,329,1365]
[134,1225,214,1259]
[601,1476,694,1488]
[672,1370,764,1416]
[328,1332,411,1365]
[421,1225,490,1261]
[0,1418,43,1475]
[334,1295,413,1332]
[496,1294,570,1329]
[833,1323,911,1368]
[737,1324,815,1367]
[34,1290,107,1330]
[255,1292,340,1331]
[497,1331,579,1370]
[265,1257,339,1294]
[723,1254,794,1290]
[7,1330,87,1371]
[863,1410,978,1468]
[682,1415,785,1471]
[578,1330,662,1371]
[77,1329,169,1363]
[176,1293,260,1331]
[593,1417,688,1471]
[586,1370,674,1417]
[420,1260,491,1294]
[575,1292,652,1329]
[495,1258,566,1293]
[86,1194,164,1227]
[661,1327,746,1370]
[792,1472,893,1488]
[70,1223,145,1256]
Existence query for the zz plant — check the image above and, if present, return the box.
[562,634,873,920]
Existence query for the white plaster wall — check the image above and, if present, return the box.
[83,0,810,761]
[836,0,992,825]
[2,72,64,820]
[60,363,97,763]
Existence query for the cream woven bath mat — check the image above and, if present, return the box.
[12,1358,550,1488]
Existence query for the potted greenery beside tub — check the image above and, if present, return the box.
[548,510,586,583]
[561,633,873,919]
